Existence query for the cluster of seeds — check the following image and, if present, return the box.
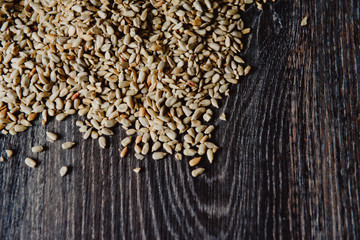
[0,131,70,176]
[0,0,272,177]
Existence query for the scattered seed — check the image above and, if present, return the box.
[32,145,44,153]
[184,148,197,156]
[99,137,106,149]
[121,137,132,147]
[175,153,183,160]
[5,150,13,157]
[46,132,58,142]
[191,168,205,177]
[189,157,201,167]
[152,152,167,160]
[133,167,141,173]
[207,149,214,164]
[220,113,227,121]
[25,158,37,168]
[0,156,4,162]
[120,147,128,158]
[62,142,76,149]
[301,16,308,26]
[59,166,68,177]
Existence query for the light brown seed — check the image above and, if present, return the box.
[99,137,106,149]
[152,152,167,160]
[60,166,68,177]
[62,142,76,149]
[120,147,128,158]
[25,158,37,168]
[46,132,58,141]
[5,149,13,157]
[191,168,205,177]
[121,137,132,147]
[32,145,44,153]
[207,149,214,163]
[219,113,227,121]
[189,157,201,167]
[175,153,183,160]
[141,143,150,155]
[14,125,27,132]
[133,167,141,173]
[301,16,308,26]
[184,148,197,156]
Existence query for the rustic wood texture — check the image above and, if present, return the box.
[1,1,360,239]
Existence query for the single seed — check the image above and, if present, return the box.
[135,153,145,160]
[141,143,150,155]
[189,157,201,166]
[184,148,197,156]
[191,168,205,177]
[99,137,106,149]
[152,152,167,160]
[134,144,142,154]
[207,149,214,163]
[14,125,27,132]
[301,16,308,26]
[133,167,141,173]
[32,145,44,153]
[0,156,4,162]
[62,142,76,149]
[152,141,162,152]
[220,113,227,121]
[175,153,183,160]
[121,137,132,147]
[46,132,58,142]
[25,158,37,168]
[120,147,128,158]
[59,166,68,177]
[5,150,13,157]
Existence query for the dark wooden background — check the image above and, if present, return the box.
[1,1,360,239]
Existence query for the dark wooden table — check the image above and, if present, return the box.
[1,1,360,239]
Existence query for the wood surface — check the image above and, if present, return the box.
[1,1,360,239]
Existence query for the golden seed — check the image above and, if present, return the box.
[25,158,37,168]
[61,142,76,149]
[191,168,205,177]
[59,166,68,177]
[5,149,13,157]
[189,157,201,167]
[133,167,141,173]
[31,145,44,153]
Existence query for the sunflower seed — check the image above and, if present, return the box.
[191,168,205,177]
[46,132,58,142]
[59,166,68,177]
[99,137,106,149]
[301,16,308,26]
[25,158,37,168]
[62,142,76,149]
[121,137,132,147]
[152,152,167,160]
[207,149,214,163]
[5,150,13,157]
[32,145,44,153]
[120,147,128,158]
[184,148,197,156]
[189,157,201,167]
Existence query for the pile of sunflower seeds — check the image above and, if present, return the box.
[0,0,271,177]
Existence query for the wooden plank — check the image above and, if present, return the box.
[1,1,359,239]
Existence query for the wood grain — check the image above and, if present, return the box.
[1,1,360,239]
